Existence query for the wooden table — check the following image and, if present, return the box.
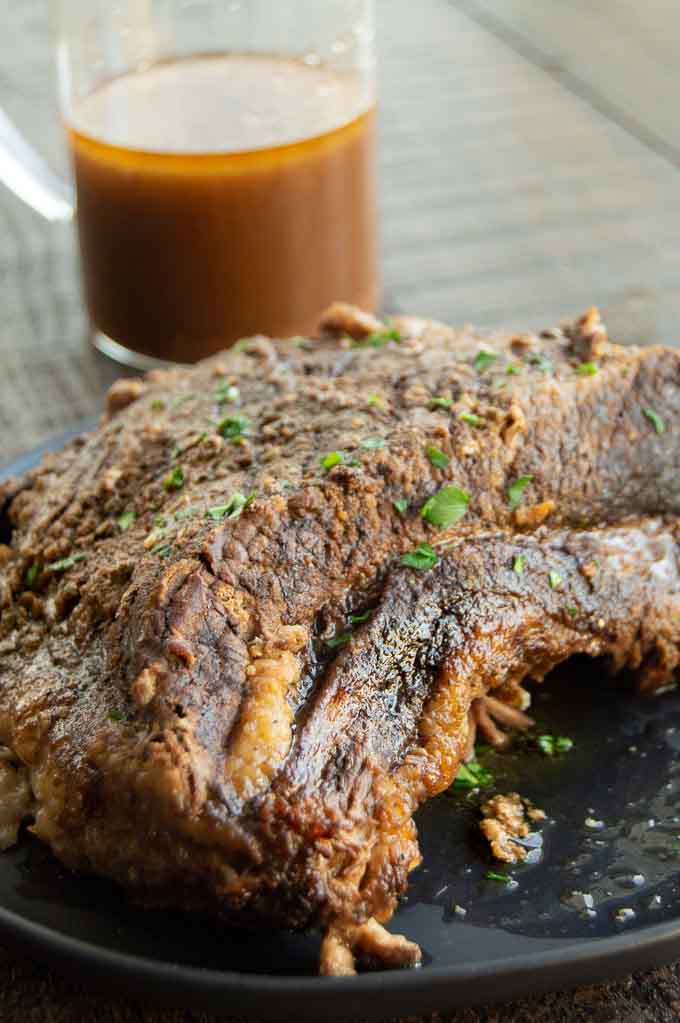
[1,0,679,1019]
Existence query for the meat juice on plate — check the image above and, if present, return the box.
[68,55,379,362]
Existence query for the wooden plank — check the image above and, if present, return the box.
[379,0,680,344]
[452,0,680,160]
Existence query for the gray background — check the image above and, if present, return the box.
[1,0,680,1019]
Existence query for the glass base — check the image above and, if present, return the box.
[92,330,183,371]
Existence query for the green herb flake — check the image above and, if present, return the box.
[507,474,533,510]
[355,327,402,349]
[361,436,386,450]
[326,633,352,650]
[484,871,513,885]
[151,543,173,559]
[393,498,409,516]
[427,446,451,470]
[150,399,166,412]
[117,510,136,532]
[25,562,41,589]
[217,414,250,440]
[642,407,666,435]
[421,486,470,528]
[108,708,128,723]
[350,611,371,624]
[215,382,240,405]
[506,364,521,376]
[577,362,598,376]
[46,553,87,573]
[473,350,498,373]
[548,570,563,590]
[528,353,553,373]
[566,605,578,619]
[451,761,494,790]
[401,543,438,571]
[459,411,483,427]
[163,466,185,492]
[513,554,527,576]
[205,493,256,521]
[536,734,574,757]
[320,450,345,472]
[430,396,453,410]
[368,393,385,409]
[174,507,197,521]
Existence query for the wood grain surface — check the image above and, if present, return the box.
[1,0,679,1019]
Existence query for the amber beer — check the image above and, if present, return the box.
[68,55,379,363]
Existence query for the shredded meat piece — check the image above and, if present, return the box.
[480,792,545,864]
[320,919,422,977]
[465,695,534,760]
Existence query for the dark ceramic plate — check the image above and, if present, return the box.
[1,430,679,1020]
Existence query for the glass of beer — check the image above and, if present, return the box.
[0,1,378,367]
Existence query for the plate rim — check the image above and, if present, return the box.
[1,897,679,1018]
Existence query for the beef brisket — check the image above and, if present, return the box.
[0,306,678,974]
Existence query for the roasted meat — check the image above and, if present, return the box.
[0,306,678,974]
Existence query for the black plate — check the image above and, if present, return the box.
[1,431,679,1020]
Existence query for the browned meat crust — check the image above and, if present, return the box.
[0,308,678,972]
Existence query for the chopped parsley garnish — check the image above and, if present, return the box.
[163,466,185,492]
[513,554,527,576]
[368,393,385,408]
[117,510,136,532]
[528,353,553,373]
[577,362,598,376]
[320,451,345,472]
[420,486,470,528]
[642,407,666,435]
[473,350,497,373]
[566,604,578,619]
[25,562,40,589]
[506,363,521,376]
[427,446,450,470]
[393,498,409,516]
[401,543,438,571]
[46,553,87,573]
[350,611,371,624]
[215,381,240,405]
[451,761,493,790]
[153,514,167,528]
[361,436,386,450]
[484,871,512,885]
[548,570,563,590]
[507,474,533,510]
[151,542,173,559]
[205,493,256,521]
[459,411,482,427]
[108,709,128,723]
[353,327,401,349]
[536,734,573,756]
[217,414,249,440]
[430,396,453,410]
[150,399,166,412]
[326,633,352,650]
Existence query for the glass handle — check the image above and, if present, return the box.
[0,107,74,222]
